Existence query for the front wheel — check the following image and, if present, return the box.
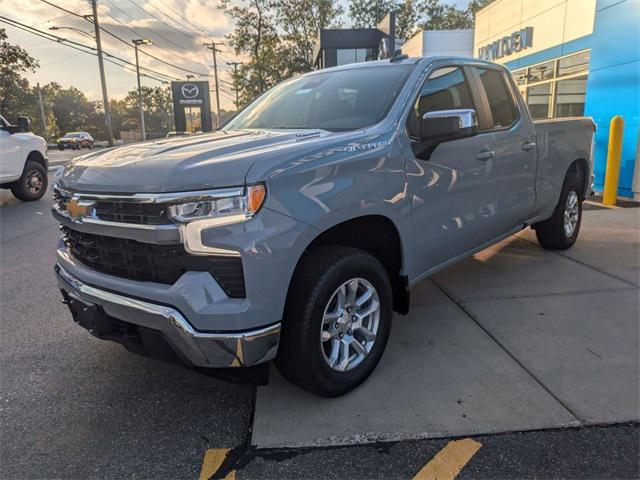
[534,172,583,250]
[10,161,48,201]
[276,246,393,397]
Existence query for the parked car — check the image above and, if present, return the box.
[0,114,48,201]
[57,132,93,150]
[52,57,595,396]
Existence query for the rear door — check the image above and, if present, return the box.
[403,65,499,276]
[470,66,537,228]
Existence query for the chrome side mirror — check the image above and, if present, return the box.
[420,109,478,143]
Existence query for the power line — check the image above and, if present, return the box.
[125,0,197,44]
[2,19,163,82]
[2,18,167,83]
[97,5,212,77]
[0,16,175,83]
[150,0,213,36]
[39,0,210,78]
[102,0,192,53]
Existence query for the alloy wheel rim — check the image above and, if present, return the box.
[26,170,43,195]
[320,278,380,372]
[564,190,579,237]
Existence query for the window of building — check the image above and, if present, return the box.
[336,48,370,66]
[554,75,587,117]
[512,69,527,86]
[407,66,474,137]
[476,68,518,128]
[510,49,590,119]
[528,60,555,83]
[558,51,590,77]
[527,83,552,119]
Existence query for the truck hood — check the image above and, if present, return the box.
[57,129,350,193]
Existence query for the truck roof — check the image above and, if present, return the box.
[307,56,506,77]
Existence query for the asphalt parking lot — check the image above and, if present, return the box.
[1,174,638,479]
[47,147,98,166]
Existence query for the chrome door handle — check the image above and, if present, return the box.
[476,150,495,161]
[521,142,536,152]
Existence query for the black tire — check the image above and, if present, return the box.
[10,160,48,202]
[276,246,393,397]
[58,145,64,151]
[534,171,583,250]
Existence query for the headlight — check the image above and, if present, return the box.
[168,184,266,225]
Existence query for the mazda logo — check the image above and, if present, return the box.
[181,84,199,99]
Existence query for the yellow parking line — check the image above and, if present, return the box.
[412,438,482,480]
[199,448,236,480]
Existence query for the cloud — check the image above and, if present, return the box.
[3,0,238,109]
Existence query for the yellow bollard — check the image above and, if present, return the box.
[603,115,625,205]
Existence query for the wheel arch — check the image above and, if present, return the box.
[287,214,410,315]
[567,157,590,199]
[25,150,47,170]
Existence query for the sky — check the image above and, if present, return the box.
[2,0,470,111]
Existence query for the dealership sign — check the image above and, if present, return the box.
[478,27,534,61]
[170,81,213,132]
[172,81,208,106]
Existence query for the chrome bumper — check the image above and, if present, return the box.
[55,265,280,368]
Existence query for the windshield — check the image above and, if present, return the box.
[64,133,82,138]
[224,65,414,132]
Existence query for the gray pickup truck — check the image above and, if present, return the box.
[53,56,595,396]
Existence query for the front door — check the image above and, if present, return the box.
[403,65,499,276]
[0,128,21,183]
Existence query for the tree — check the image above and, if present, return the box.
[274,0,344,70]
[418,0,494,30]
[47,84,93,135]
[0,28,39,122]
[222,0,281,103]
[349,0,396,28]
[396,0,419,41]
[118,86,173,136]
[223,0,342,107]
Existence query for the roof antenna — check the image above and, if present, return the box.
[390,49,408,63]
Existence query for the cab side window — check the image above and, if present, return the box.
[475,67,519,129]
[407,66,475,137]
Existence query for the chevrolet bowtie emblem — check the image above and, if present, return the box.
[66,198,95,221]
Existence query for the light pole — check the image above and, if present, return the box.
[133,38,152,141]
[50,22,114,146]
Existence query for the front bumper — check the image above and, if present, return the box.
[55,264,281,370]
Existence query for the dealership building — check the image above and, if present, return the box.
[313,0,639,199]
[474,0,640,198]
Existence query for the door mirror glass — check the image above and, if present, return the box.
[17,116,31,133]
[420,109,478,143]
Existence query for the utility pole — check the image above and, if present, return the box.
[88,0,114,146]
[36,83,47,140]
[133,39,152,141]
[226,61,241,110]
[203,41,222,128]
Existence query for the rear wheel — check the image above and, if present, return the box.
[534,171,583,250]
[10,161,48,201]
[276,246,393,397]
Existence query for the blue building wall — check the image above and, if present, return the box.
[583,0,640,197]
[502,0,639,197]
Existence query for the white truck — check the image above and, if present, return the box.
[0,114,48,201]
